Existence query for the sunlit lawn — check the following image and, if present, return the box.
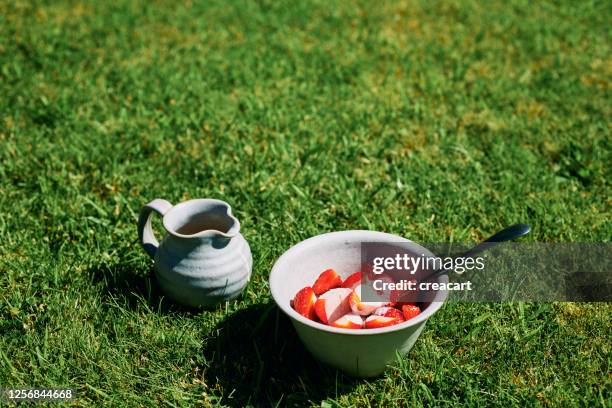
[0,0,610,406]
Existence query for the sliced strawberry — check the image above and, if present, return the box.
[330,313,364,329]
[348,285,389,316]
[313,288,352,324]
[364,315,403,329]
[341,272,362,290]
[373,306,405,322]
[402,304,421,321]
[365,268,378,282]
[312,268,343,295]
[367,272,396,298]
[293,286,317,320]
[389,278,418,305]
[393,301,418,307]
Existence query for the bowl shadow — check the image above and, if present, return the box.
[201,303,360,407]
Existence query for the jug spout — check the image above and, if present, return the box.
[163,199,240,239]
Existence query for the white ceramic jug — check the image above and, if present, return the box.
[137,198,252,307]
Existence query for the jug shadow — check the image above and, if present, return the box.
[89,262,196,315]
[201,303,360,407]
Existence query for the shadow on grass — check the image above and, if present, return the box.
[91,263,196,314]
[93,264,361,404]
[202,303,360,407]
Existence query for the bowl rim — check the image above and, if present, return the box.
[270,230,449,336]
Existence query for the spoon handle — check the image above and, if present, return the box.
[421,223,531,283]
[460,223,531,259]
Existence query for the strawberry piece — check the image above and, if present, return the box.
[367,272,396,298]
[348,285,389,316]
[402,304,421,321]
[393,301,418,307]
[341,272,362,290]
[389,278,418,305]
[314,288,352,324]
[312,268,342,295]
[293,286,317,320]
[330,313,364,329]
[365,268,379,282]
[364,315,402,329]
[373,306,405,322]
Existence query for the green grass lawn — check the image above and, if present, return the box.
[1,0,610,406]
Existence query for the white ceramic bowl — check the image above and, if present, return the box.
[269,230,448,377]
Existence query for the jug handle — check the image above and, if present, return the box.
[137,199,173,259]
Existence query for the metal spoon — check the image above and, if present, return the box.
[420,223,531,283]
